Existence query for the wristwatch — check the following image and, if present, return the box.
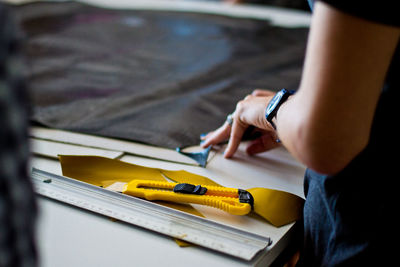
[265,89,295,129]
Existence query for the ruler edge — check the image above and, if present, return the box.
[31,168,272,260]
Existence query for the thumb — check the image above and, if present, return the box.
[246,133,280,155]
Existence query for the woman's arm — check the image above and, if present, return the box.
[276,2,400,174]
[202,2,399,175]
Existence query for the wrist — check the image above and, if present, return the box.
[265,89,295,130]
[273,95,292,130]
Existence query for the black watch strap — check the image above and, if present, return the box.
[265,89,295,129]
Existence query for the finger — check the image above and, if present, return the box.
[246,133,281,155]
[224,0,244,3]
[200,131,214,140]
[201,123,231,148]
[244,94,252,100]
[223,120,247,158]
[251,89,275,97]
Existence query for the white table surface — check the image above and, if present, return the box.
[31,129,305,267]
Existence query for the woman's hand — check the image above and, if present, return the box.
[201,89,281,158]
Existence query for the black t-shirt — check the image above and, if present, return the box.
[300,1,399,266]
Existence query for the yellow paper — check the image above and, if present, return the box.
[58,155,304,227]
[248,187,304,227]
[59,155,166,186]
[161,170,220,186]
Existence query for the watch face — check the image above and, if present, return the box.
[266,90,284,115]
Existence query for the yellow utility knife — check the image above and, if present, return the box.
[106,180,253,216]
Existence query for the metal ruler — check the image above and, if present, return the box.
[31,168,272,261]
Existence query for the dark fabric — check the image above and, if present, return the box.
[0,4,37,267]
[11,1,308,149]
[318,0,400,27]
[298,1,400,266]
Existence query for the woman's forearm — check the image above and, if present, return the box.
[274,2,400,175]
